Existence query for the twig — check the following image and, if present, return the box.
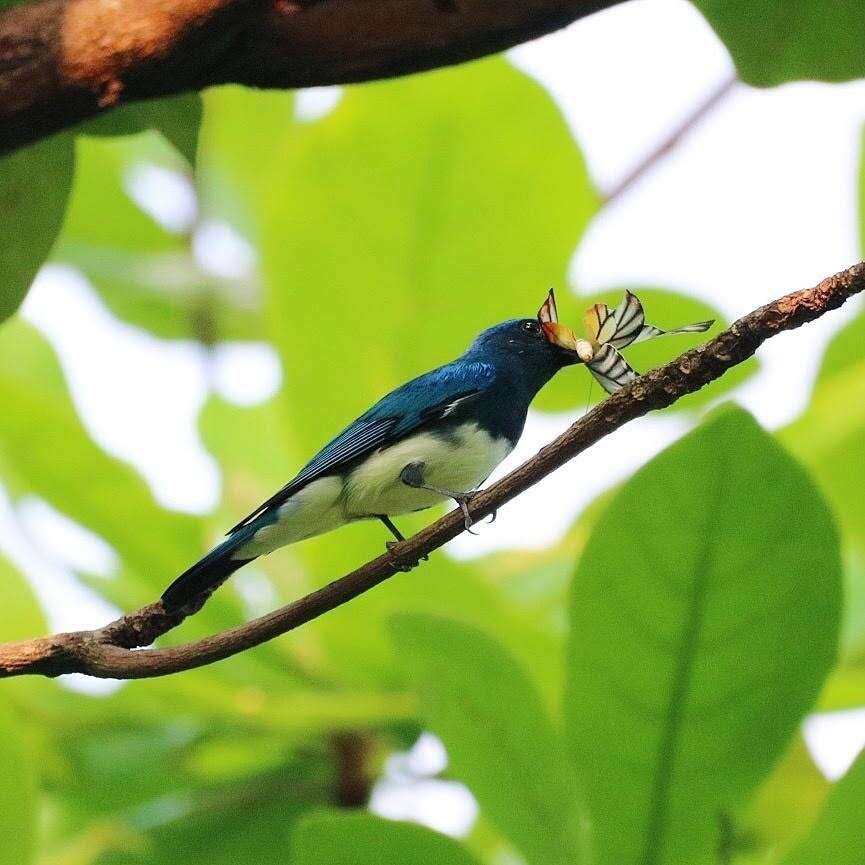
[603,72,738,204]
[1,261,864,680]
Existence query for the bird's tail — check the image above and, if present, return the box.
[162,526,258,610]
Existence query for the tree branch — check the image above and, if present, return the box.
[1,262,863,680]
[0,0,623,156]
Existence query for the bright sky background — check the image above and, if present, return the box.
[2,0,865,829]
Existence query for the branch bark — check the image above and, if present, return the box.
[2,261,863,680]
[0,0,622,155]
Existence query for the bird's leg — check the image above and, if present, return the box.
[378,515,427,572]
[399,462,481,534]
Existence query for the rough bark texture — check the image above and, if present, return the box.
[0,0,622,155]
[2,261,863,680]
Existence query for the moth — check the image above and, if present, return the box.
[538,289,714,393]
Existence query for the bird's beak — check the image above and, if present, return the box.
[537,289,595,363]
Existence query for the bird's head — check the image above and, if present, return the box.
[466,291,590,371]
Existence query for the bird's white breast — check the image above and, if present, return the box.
[235,423,512,559]
[343,423,512,518]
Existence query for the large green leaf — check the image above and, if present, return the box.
[784,748,865,865]
[693,0,865,85]
[203,58,599,440]
[292,811,482,865]
[391,613,584,865]
[565,406,842,865]
[0,701,36,865]
[0,134,74,322]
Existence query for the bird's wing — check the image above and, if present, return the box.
[586,344,639,394]
[226,361,497,535]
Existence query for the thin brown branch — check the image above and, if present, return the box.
[0,0,623,155]
[603,72,738,205]
[2,263,864,679]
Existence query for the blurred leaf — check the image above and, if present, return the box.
[0,134,74,322]
[0,553,46,640]
[0,700,36,865]
[565,406,842,865]
[782,306,865,552]
[80,95,202,166]
[292,811,482,865]
[784,747,865,865]
[391,613,585,865]
[55,133,260,341]
[204,58,599,441]
[103,794,317,865]
[573,287,756,412]
[0,319,200,585]
[693,0,865,85]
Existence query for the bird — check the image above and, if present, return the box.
[161,290,712,610]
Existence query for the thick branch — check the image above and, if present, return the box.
[0,0,622,155]
[1,262,863,680]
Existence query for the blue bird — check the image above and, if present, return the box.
[161,304,586,610]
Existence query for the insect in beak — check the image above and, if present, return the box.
[537,289,595,362]
[537,288,714,393]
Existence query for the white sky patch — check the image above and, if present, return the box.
[125,162,198,234]
[510,0,734,191]
[370,733,479,838]
[295,86,344,123]
[17,497,119,579]
[192,219,257,280]
[211,341,282,406]
[803,709,865,781]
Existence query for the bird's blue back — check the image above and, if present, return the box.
[227,358,499,534]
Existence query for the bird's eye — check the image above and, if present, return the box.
[523,321,539,333]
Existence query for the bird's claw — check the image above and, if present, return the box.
[385,540,427,572]
[456,493,481,534]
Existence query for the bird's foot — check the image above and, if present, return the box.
[453,494,478,534]
[456,491,496,533]
[385,540,427,572]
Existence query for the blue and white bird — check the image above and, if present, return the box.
[161,303,581,609]
[161,290,711,610]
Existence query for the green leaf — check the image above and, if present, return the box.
[204,58,599,443]
[784,748,865,865]
[0,554,46,641]
[0,135,74,322]
[0,700,36,865]
[80,94,202,166]
[693,0,865,85]
[782,307,865,552]
[292,811,482,865]
[390,613,584,865]
[565,406,842,865]
[55,132,260,342]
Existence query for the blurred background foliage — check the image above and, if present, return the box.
[1,3,865,864]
